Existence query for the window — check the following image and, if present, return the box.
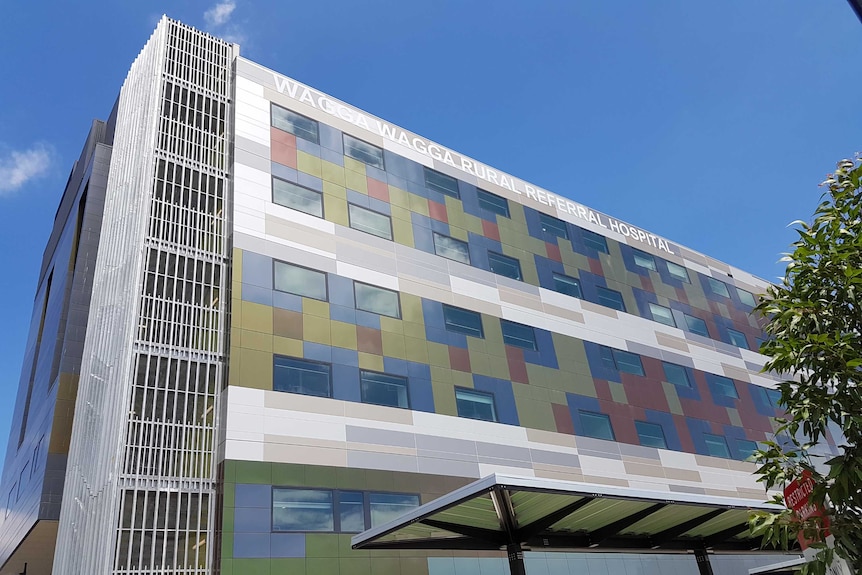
[274,261,327,301]
[17,463,30,500]
[726,328,748,349]
[273,177,323,217]
[765,388,781,407]
[662,362,691,388]
[455,388,497,422]
[581,229,609,253]
[343,134,384,169]
[433,233,470,264]
[338,491,366,533]
[354,282,401,318]
[477,189,509,217]
[579,411,615,441]
[349,204,392,240]
[271,104,319,144]
[635,421,667,449]
[442,305,484,338]
[552,273,582,298]
[666,261,690,283]
[595,286,626,312]
[6,485,14,517]
[703,434,730,458]
[632,249,657,271]
[737,439,758,460]
[31,436,43,478]
[648,303,675,327]
[272,488,419,533]
[737,288,757,307]
[488,251,522,281]
[424,167,460,198]
[360,371,409,409]
[710,375,739,399]
[707,277,730,298]
[501,320,537,350]
[599,346,645,376]
[273,357,331,398]
[684,314,709,337]
[369,493,421,527]
[539,213,568,239]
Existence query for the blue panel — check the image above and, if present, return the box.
[523,206,545,241]
[582,341,620,383]
[673,368,702,401]
[382,150,411,180]
[296,137,321,157]
[365,164,388,182]
[242,284,273,307]
[368,197,392,216]
[332,346,359,368]
[425,327,450,346]
[320,146,344,167]
[619,244,650,276]
[425,188,450,206]
[643,410,682,452]
[354,310,381,330]
[685,418,713,456]
[406,178,429,198]
[408,377,435,413]
[329,304,356,325]
[234,508,272,533]
[270,532,306,558]
[318,123,343,154]
[705,373,738,408]
[459,182,482,219]
[576,271,609,304]
[412,225,435,256]
[328,275,356,308]
[331,364,360,402]
[346,189,370,208]
[297,172,323,192]
[383,357,409,376]
[272,291,303,313]
[523,328,558,369]
[565,394,603,436]
[234,532,271,558]
[303,341,332,363]
[271,162,298,183]
[235,484,272,509]
[242,251,273,289]
[386,173,409,192]
[429,218,451,236]
[534,254,566,291]
[473,375,519,426]
[407,361,432,380]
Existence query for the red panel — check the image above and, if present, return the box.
[621,374,670,412]
[482,219,500,242]
[640,274,654,293]
[428,200,449,223]
[448,346,472,373]
[271,141,297,169]
[356,326,383,355]
[674,414,695,453]
[588,257,604,276]
[271,126,297,147]
[367,177,390,202]
[545,242,562,262]
[552,403,575,435]
[505,346,529,384]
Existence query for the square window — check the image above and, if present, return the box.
[632,249,657,271]
[488,251,522,281]
[274,261,328,301]
[273,356,331,398]
[273,177,323,217]
[648,303,675,327]
[579,411,615,441]
[596,286,626,312]
[727,328,748,349]
[360,371,410,409]
[737,288,757,307]
[539,213,568,239]
[354,282,401,318]
[424,167,460,198]
[684,314,709,337]
[348,204,392,240]
[666,261,690,283]
[703,434,730,458]
[433,232,470,264]
[501,320,537,350]
[552,273,582,298]
[343,134,384,169]
[369,492,420,527]
[338,491,366,533]
[737,439,759,460]
[271,104,319,144]
[477,189,509,217]
[442,305,484,338]
[581,229,609,253]
[613,349,645,376]
[662,362,691,387]
[707,277,730,298]
[273,488,333,532]
[710,375,739,399]
[455,388,497,422]
[635,421,667,449]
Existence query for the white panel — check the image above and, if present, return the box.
[236,75,265,97]
[336,261,400,291]
[450,276,501,305]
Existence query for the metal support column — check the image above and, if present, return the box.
[694,549,714,575]
[506,544,527,575]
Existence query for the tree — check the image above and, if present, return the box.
[750,157,862,574]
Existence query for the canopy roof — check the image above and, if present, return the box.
[352,473,795,555]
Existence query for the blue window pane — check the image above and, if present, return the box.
[632,249,657,271]
[274,261,327,300]
[442,305,484,338]
[360,371,410,409]
[596,286,625,312]
[711,375,738,399]
[477,189,509,217]
[271,104,319,144]
[424,167,460,198]
[727,328,748,349]
[613,349,644,376]
[579,411,615,441]
[349,204,392,240]
[648,303,675,327]
[273,177,323,217]
[662,362,691,387]
[273,357,331,398]
[737,288,757,307]
[599,346,616,372]
[552,273,582,298]
[666,261,690,282]
[455,388,497,422]
[343,134,384,169]
[684,314,709,337]
[273,488,333,532]
[354,282,401,318]
[708,277,730,298]
[338,491,365,533]
[704,434,730,458]
[581,229,608,253]
[501,320,537,350]
[488,252,522,280]
[635,421,667,449]
[433,233,470,264]
[369,493,420,527]
[539,213,568,239]
[737,439,758,460]
[765,388,781,407]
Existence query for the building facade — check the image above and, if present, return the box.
[0,16,807,575]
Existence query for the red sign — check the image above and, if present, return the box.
[784,471,830,549]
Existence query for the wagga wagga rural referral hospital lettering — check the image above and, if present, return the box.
[271,73,676,255]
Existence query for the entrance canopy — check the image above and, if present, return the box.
[353,473,795,574]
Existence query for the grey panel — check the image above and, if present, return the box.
[530,449,580,468]
[415,434,476,455]
[346,426,416,449]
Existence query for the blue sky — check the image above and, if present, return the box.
[0,1,860,465]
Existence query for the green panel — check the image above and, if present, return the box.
[321,159,346,186]
[345,167,368,193]
[297,150,322,177]
[340,557,371,575]
[306,557,339,573]
[221,531,234,560]
[271,462,306,487]
[271,558,306,573]
[306,533,340,557]
[234,461,272,484]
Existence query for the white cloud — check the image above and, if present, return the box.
[204,1,236,28]
[0,145,52,196]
